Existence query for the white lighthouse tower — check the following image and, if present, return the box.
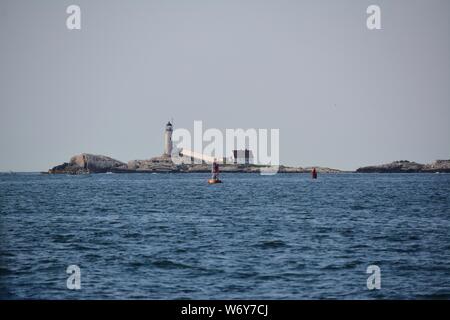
[164,121,173,157]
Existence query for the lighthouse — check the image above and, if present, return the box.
[164,121,173,157]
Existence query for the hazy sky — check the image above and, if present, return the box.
[1,0,449,171]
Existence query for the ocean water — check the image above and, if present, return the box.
[0,172,449,300]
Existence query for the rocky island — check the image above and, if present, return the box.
[356,160,450,173]
[45,122,449,175]
[48,154,126,174]
[46,122,344,174]
[47,153,341,174]
[47,154,450,175]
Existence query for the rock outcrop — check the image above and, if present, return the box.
[114,155,179,173]
[278,165,341,173]
[356,160,450,173]
[48,153,126,174]
[422,160,450,173]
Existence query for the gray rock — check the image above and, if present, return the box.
[49,153,125,174]
[356,159,450,173]
[422,160,450,173]
[121,155,179,172]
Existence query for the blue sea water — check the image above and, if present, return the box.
[0,172,449,300]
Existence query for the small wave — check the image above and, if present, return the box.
[350,205,367,211]
[256,272,305,281]
[256,240,288,249]
[255,274,279,281]
[350,243,369,249]
[414,291,450,300]
[321,264,341,271]
[0,251,15,258]
[0,267,13,276]
[128,260,146,268]
[123,232,141,239]
[152,259,193,270]
[235,271,258,279]
[52,234,74,243]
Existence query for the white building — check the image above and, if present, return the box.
[233,149,254,165]
[164,121,173,157]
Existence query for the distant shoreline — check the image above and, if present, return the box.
[2,170,450,175]
[39,153,450,175]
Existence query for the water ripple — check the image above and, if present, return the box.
[1,173,450,299]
